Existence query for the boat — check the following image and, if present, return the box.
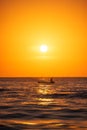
[38,78,55,84]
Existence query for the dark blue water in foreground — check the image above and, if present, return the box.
[0,77,87,130]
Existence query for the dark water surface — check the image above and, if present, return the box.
[0,77,87,130]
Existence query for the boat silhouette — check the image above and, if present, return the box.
[38,78,55,84]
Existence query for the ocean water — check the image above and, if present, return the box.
[0,77,87,130]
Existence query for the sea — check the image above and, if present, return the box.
[0,77,87,130]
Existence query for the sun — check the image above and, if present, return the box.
[40,45,48,52]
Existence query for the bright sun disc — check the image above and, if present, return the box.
[40,45,48,52]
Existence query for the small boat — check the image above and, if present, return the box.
[38,78,55,84]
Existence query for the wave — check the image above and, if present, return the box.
[0,125,18,130]
[37,91,87,99]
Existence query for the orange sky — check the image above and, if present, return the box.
[0,0,87,77]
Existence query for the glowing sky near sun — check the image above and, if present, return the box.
[0,0,87,77]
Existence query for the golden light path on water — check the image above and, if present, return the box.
[37,84,54,105]
[0,119,87,130]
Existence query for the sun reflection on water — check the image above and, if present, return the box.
[38,98,54,105]
[36,84,55,105]
[37,84,55,95]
